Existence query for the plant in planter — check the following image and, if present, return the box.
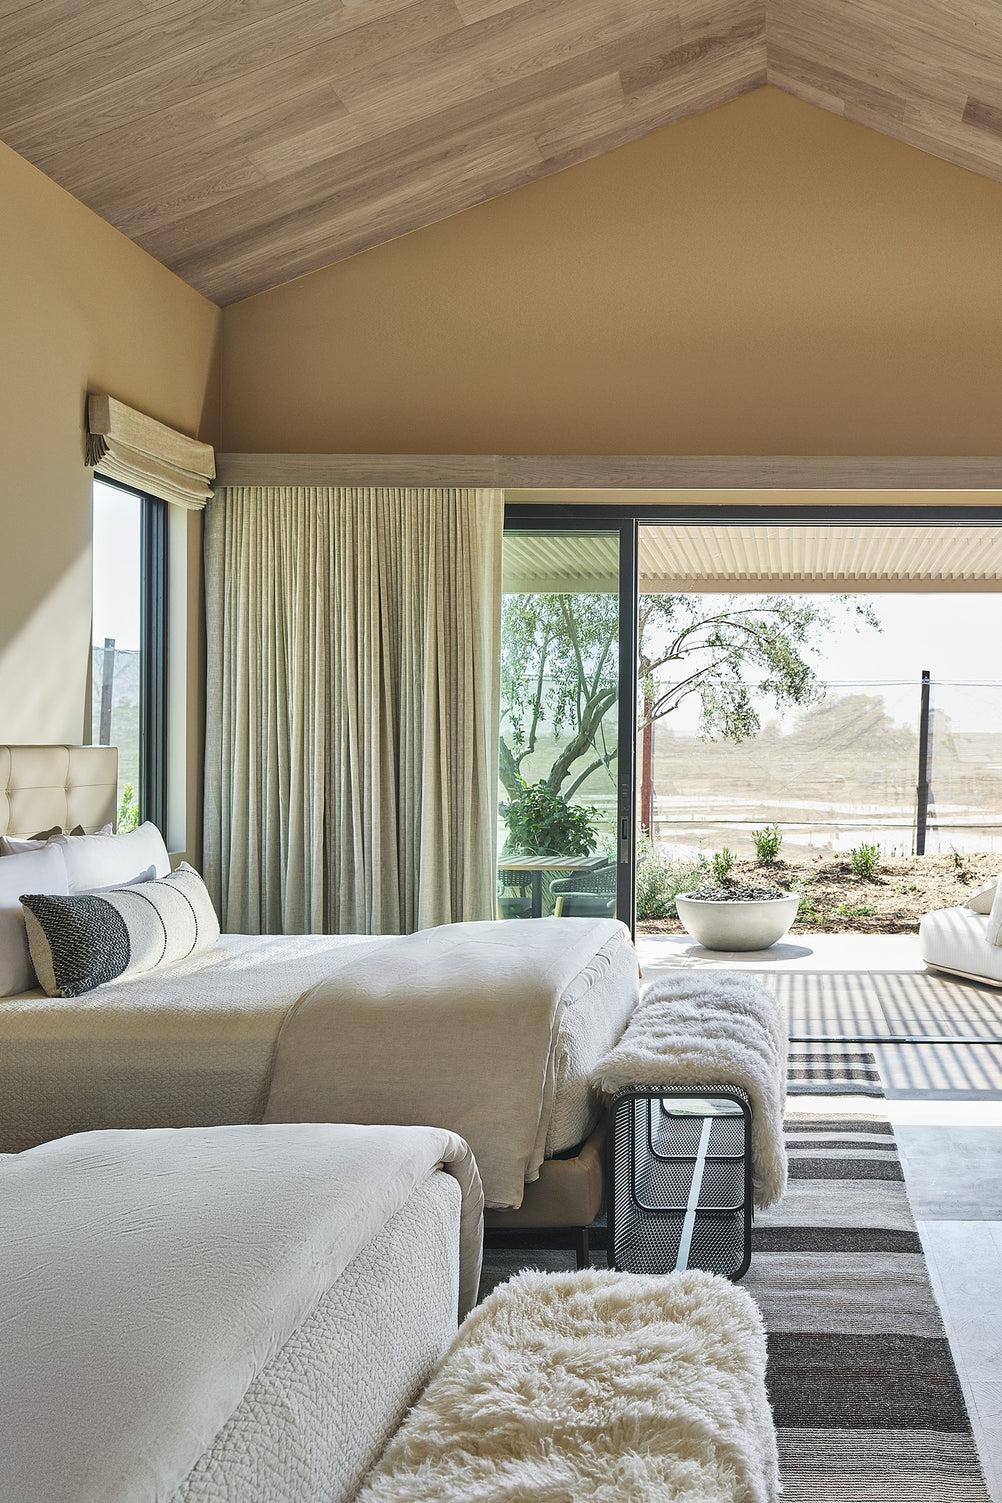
[499,779,600,857]
[675,867,800,952]
[498,780,601,919]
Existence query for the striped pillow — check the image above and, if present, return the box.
[20,863,220,998]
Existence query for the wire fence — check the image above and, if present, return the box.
[89,643,140,799]
[649,678,1002,858]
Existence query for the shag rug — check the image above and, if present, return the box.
[592,971,788,1207]
[357,1267,779,1503]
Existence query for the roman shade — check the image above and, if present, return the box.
[86,394,215,510]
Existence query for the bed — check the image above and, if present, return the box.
[0,745,639,1243]
[0,1120,482,1503]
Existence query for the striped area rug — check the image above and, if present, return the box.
[745,1046,990,1500]
[787,1039,884,1096]
[481,1041,992,1499]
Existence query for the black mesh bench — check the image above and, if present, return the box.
[607,1084,753,1281]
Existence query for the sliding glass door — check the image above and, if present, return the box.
[497,520,637,930]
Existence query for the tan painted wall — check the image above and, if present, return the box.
[0,140,221,856]
[221,87,1002,457]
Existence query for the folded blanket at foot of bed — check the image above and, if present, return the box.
[264,917,638,1210]
[591,971,788,1208]
[0,1123,483,1503]
[356,1267,780,1503]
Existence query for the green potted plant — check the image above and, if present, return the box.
[498,780,601,919]
[500,779,599,857]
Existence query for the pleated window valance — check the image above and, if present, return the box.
[86,393,215,510]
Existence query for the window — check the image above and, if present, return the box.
[91,478,167,832]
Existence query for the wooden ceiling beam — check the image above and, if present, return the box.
[213,454,1002,490]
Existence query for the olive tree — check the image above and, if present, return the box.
[500,592,879,803]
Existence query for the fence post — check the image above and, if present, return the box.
[915,668,931,856]
[99,637,115,746]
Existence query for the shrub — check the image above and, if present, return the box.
[752,823,783,864]
[711,847,736,883]
[635,836,709,921]
[499,779,599,857]
[849,842,881,879]
[117,782,140,833]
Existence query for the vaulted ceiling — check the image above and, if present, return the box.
[3,0,1002,306]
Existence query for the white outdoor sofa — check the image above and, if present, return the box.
[919,875,1002,986]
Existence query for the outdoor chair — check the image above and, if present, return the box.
[498,892,533,919]
[550,859,617,918]
[497,866,533,919]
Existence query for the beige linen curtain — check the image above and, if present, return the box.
[203,486,503,935]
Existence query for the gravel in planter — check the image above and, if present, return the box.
[682,883,792,902]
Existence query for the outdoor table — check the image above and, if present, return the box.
[497,854,608,919]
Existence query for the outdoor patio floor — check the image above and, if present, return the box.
[637,931,1002,1501]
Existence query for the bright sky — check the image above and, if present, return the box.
[821,594,1000,684]
[91,480,141,650]
[665,592,1002,736]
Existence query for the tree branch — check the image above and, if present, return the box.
[565,759,605,799]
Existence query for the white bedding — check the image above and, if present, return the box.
[0,927,637,1165]
[0,1122,481,1503]
[265,919,635,1208]
[172,1171,463,1503]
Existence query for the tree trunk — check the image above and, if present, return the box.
[498,737,523,798]
[544,686,617,795]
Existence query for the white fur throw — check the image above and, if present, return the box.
[592,972,788,1208]
[357,1267,780,1503]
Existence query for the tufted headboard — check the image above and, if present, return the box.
[0,745,119,837]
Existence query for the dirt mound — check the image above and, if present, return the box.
[639,852,999,935]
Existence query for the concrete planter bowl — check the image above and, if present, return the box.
[675,890,801,952]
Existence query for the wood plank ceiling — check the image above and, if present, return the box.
[2,0,1001,306]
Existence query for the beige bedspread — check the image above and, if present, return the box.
[0,933,373,1151]
[0,1122,483,1503]
[0,921,637,1203]
[265,918,630,1210]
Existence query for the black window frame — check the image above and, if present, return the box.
[92,475,168,835]
[504,496,1002,939]
[498,516,638,936]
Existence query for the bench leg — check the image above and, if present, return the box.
[573,1226,590,1269]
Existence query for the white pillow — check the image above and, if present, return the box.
[0,836,47,856]
[0,845,69,996]
[0,823,112,858]
[53,822,171,893]
[966,877,1000,915]
[986,876,1002,947]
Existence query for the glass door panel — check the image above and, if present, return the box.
[498,526,635,927]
